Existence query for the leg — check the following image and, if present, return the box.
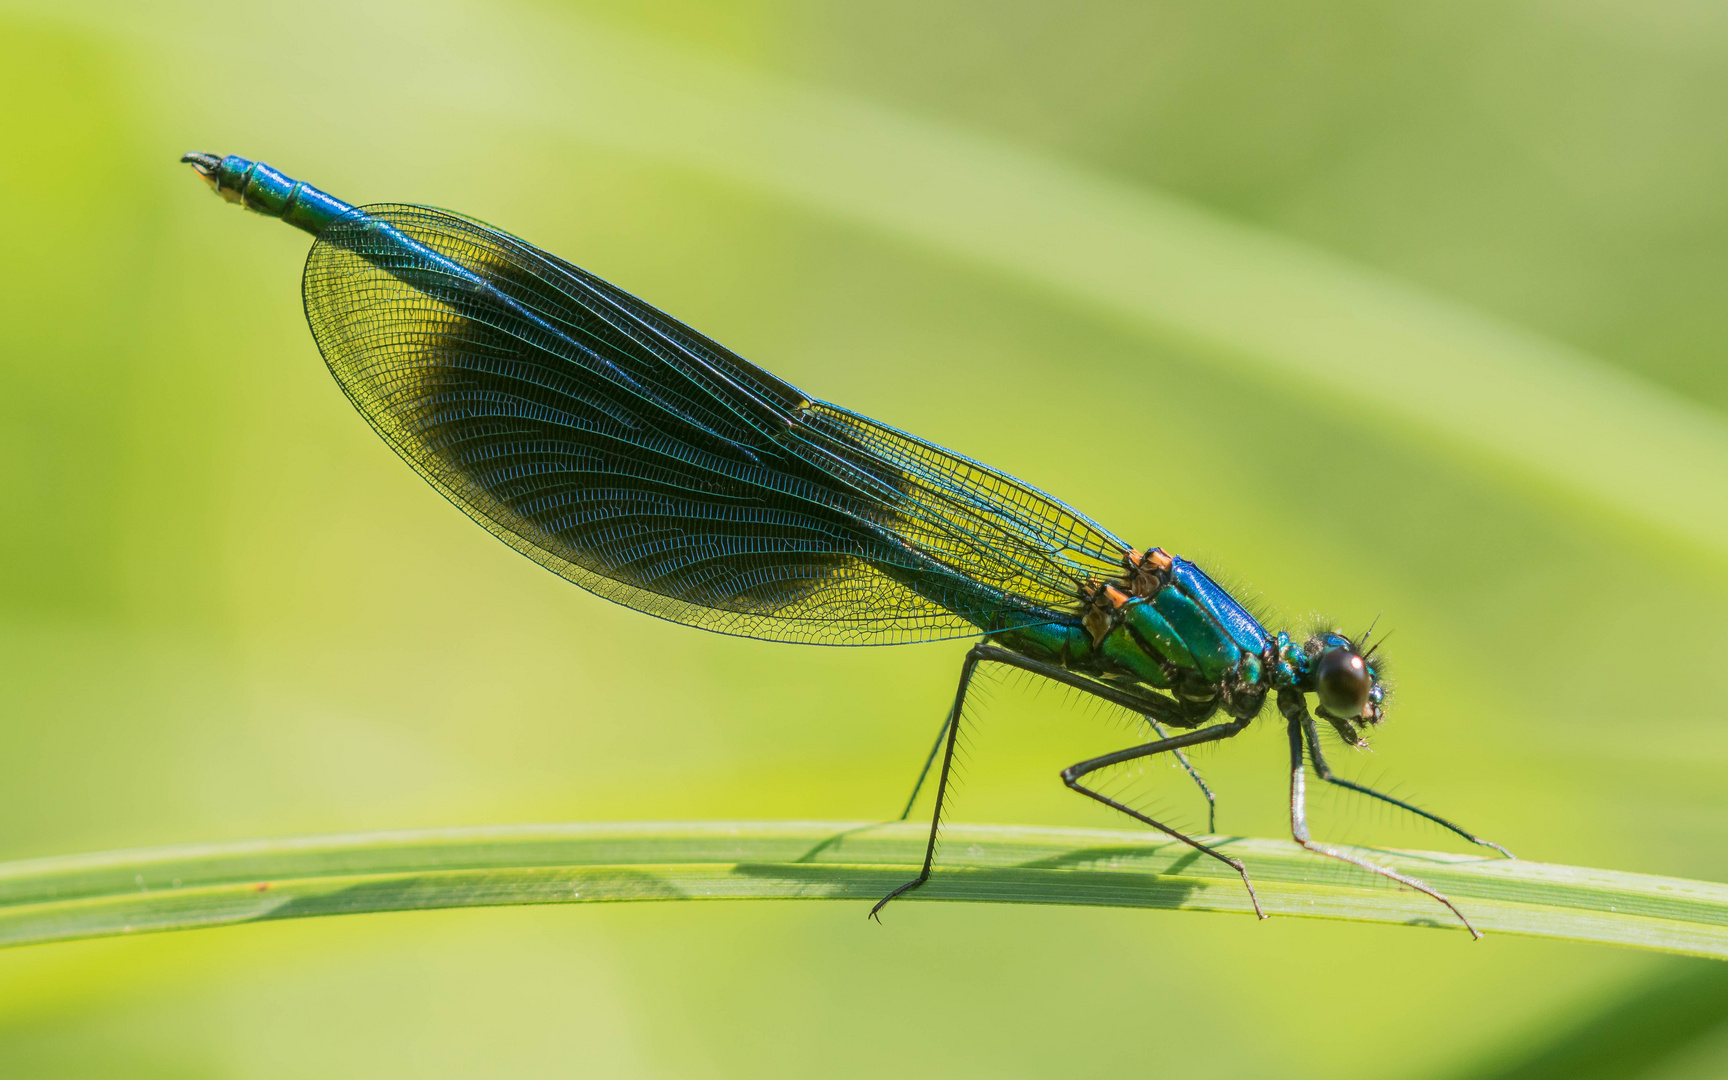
[897,712,953,821]
[1148,716,1218,834]
[871,644,1205,920]
[869,646,977,920]
[1062,719,1264,919]
[1300,718,1514,858]
[1281,695,1481,938]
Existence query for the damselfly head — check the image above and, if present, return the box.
[1307,631,1388,741]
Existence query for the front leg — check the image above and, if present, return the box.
[1298,716,1514,858]
[1279,690,1481,939]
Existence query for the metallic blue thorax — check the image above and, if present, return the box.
[990,548,1289,725]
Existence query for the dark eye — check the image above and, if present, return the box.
[1315,649,1371,718]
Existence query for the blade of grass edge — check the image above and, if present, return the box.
[0,822,1722,957]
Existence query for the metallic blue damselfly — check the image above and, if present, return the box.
[184,151,1513,936]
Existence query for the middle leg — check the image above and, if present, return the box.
[1148,715,1218,834]
[873,644,1250,920]
[1061,719,1263,919]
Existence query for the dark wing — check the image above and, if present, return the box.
[301,204,1129,644]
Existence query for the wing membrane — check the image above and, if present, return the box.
[301,204,1128,644]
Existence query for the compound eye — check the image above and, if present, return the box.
[1315,649,1371,718]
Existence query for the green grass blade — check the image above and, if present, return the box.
[1,822,1722,957]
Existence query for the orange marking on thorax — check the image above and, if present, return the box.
[1125,547,1172,598]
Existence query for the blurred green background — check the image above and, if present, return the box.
[3,0,1728,1075]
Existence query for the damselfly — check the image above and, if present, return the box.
[184,152,1513,936]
